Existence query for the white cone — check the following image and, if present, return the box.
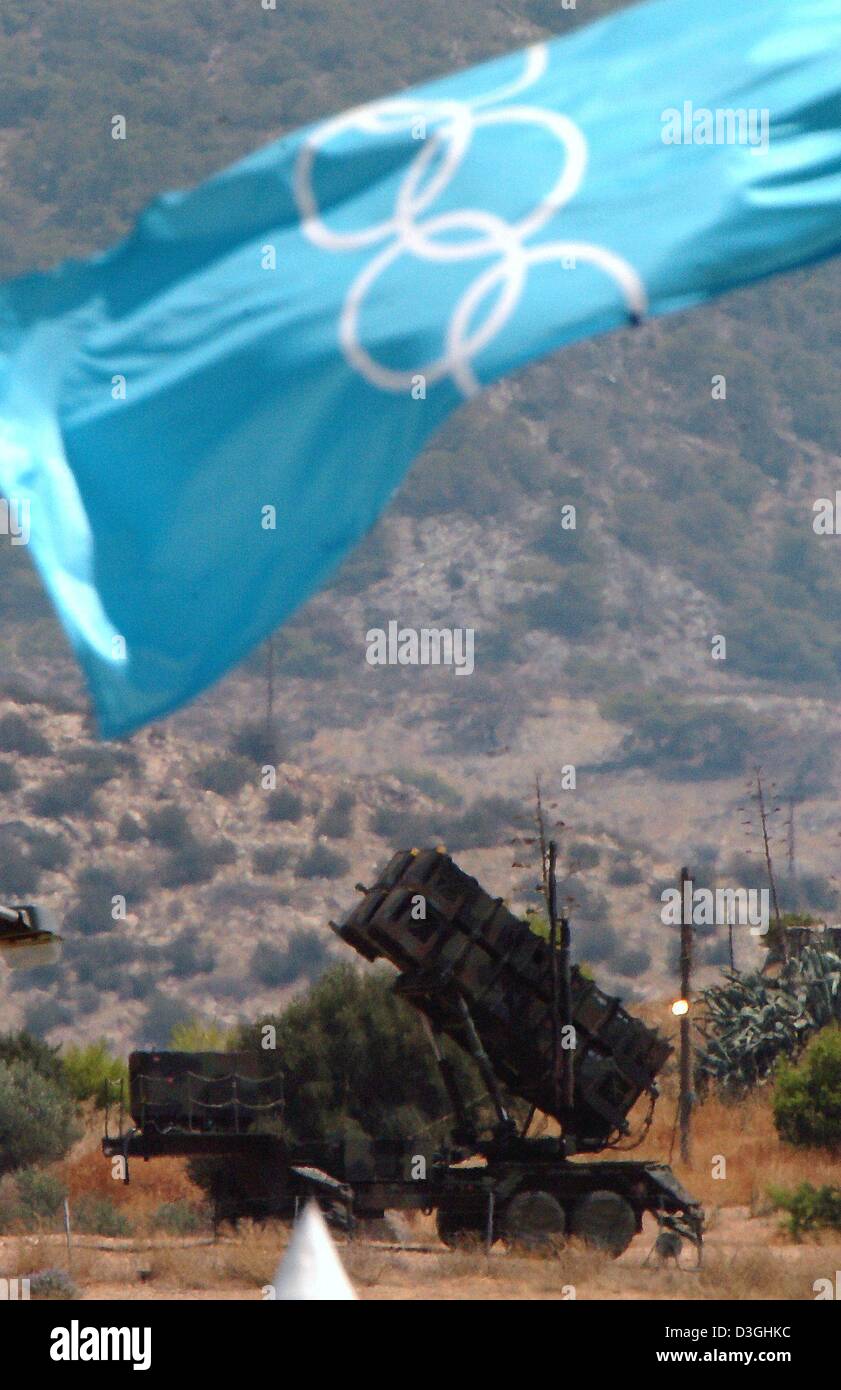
[272,1201,357,1301]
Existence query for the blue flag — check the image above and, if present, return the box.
[2,0,841,736]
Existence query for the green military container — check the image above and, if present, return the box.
[128,1051,284,1135]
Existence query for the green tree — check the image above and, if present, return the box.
[61,1039,127,1109]
[0,1058,81,1175]
[169,1018,236,1051]
[238,963,486,1146]
[774,1027,841,1149]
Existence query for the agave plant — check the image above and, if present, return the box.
[695,947,841,1095]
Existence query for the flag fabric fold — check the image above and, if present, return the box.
[2,0,841,735]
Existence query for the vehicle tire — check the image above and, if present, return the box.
[570,1190,637,1257]
[501,1190,566,1251]
[436,1208,482,1247]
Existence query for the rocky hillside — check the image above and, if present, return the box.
[2,0,841,1047]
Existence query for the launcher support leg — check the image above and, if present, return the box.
[454,995,514,1137]
[420,1016,477,1147]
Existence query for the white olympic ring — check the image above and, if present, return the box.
[293,44,647,397]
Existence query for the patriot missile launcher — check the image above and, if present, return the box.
[334,847,670,1152]
[104,848,703,1256]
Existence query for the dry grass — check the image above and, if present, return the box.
[5,1209,840,1300]
[612,1067,841,1211]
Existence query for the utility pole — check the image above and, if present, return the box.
[535,774,548,899]
[678,865,693,1165]
[547,839,575,1132]
[787,797,796,881]
[547,839,560,1121]
[560,909,574,1114]
[755,769,786,963]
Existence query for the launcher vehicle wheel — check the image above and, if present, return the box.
[501,1190,566,1251]
[435,1208,484,1247]
[570,1190,637,1257]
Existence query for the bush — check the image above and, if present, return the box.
[369,806,442,844]
[66,935,140,985]
[29,1267,77,1300]
[615,947,651,976]
[574,920,618,965]
[265,788,305,823]
[512,566,604,637]
[23,997,72,1036]
[0,1058,81,1175]
[0,825,70,897]
[139,993,192,1048]
[316,791,354,840]
[145,804,192,850]
[250,930,329,989]
[64,744,138,783]
[23,826,71,873]
[0,834,41,896]
[73,1195,132,1237]
[0,1031,66,1087]
[252,845,290,876]
[442,796,527,851]
[28,773,101,819]
[195,754,253,797]
[151,1200,208,1235]
[61,1040,127,1108]
[773,1027,841,1149]
[296,843,350,880]
[65,865,146,937]
[608,857,643,887]
[372,796,526,853]
[395,768,463,808]
[161,837,236,888]
[568,841,601,869]
[8,962,60,994]
[15,1168,65,1225]
[72,985,101,1016]
[0,759,20,791]
[598,690,770,781]
[0,712,51,756]
[229,721,285,766]
[116,813,143,843]
[769,1182,841,1238]
[165,928,216,977]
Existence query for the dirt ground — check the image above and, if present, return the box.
[4,1204,840,1301]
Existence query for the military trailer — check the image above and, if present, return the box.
[104,849,703,1257]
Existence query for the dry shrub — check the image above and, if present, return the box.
[59,1126,205,1231]
[144,1221,281,1291]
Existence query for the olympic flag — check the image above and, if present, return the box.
[2,0,841,735]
